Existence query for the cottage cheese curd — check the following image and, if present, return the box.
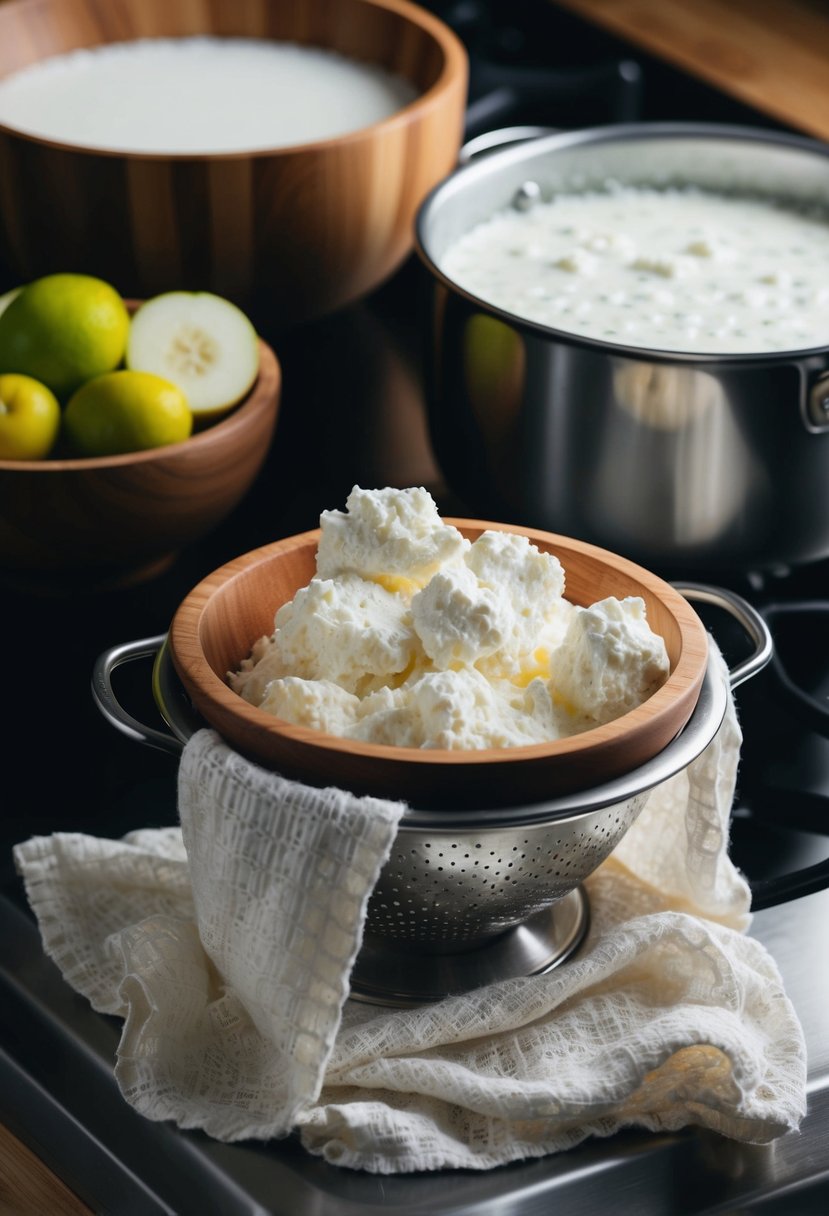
[440,185,829,354]
[230,487,670,751]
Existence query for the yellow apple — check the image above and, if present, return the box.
[0,373,61,461]
[63,370,193,456]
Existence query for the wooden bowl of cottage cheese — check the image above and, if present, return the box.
[168,487,709,808]
[0,0,467,326]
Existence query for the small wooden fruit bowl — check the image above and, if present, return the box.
[0,0,467,326]
[0,314,281,589]
[168,521,709,809]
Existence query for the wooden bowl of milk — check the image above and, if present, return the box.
[0,0,467,326]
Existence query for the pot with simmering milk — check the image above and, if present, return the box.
[416,123,829,573]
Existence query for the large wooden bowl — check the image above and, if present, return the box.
[168,522,709,808]
[0,332,281,589]
[0,0,467,326]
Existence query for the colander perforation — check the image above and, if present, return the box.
[365,792,652,947]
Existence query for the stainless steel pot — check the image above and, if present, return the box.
[415,122,829,573]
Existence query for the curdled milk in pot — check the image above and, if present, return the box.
[0,36,418,154]
[440,184,829,355]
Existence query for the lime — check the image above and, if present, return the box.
[0,273,129,398]
[0,372,61,460]
[126,291,259,418]
[63,370,193,457]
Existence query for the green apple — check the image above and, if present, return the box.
[0,373,61,460]
[0,273,129,398]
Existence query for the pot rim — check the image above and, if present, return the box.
[415,120,829,366]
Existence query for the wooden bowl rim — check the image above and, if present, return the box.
[0,305,281,472]
[169,519,710,770]
[0,0,468,162]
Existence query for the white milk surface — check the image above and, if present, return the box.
[441,185,829,355]
[0,37,418,153]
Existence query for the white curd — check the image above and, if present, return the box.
[230,487,669,750]
[0,37,418,154]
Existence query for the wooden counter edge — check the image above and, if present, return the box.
[0,1123,94,1215]
[550,0,829,142]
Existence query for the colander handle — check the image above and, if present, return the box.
[92,635,183,756]
[673,583,773,689]
[94,617,825,911]
[676,584,829,908]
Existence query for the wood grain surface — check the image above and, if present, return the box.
[169,521,709,808]
[0,0,468,324]
[0,331,281,582]
[551,0,829,141]
[0,1124,92,1216]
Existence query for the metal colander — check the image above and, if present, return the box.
[366,800,645,947]
[349,658,724,1003]
[350,801,648,1003]
[94,586,769,1005]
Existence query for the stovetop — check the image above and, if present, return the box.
[2,3,829,1212]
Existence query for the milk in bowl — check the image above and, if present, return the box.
[0,36,418,153]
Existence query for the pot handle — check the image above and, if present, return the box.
[91,635,183,756]
[462,58,642,143]
[672,583,773,688]
[459,125,558,165]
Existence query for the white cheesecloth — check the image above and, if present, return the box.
[13,647,806,1173]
